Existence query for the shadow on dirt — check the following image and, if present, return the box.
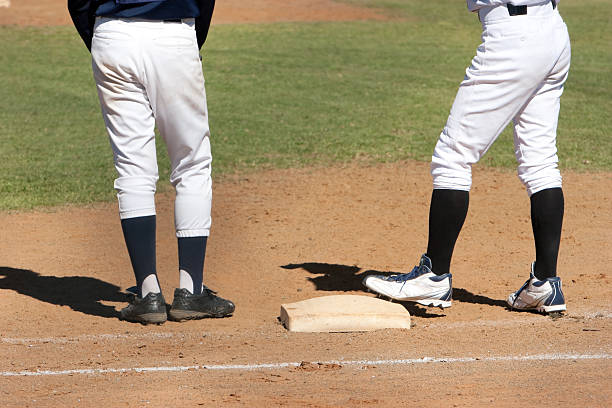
[281,262,447,318]
[452,288,508,308]
[282,262,364,291]
[0,267,124,319]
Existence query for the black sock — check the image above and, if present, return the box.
[120,215,157,298]
[426,189,469,275]
[178,236,207,295]
[531,188,564,280]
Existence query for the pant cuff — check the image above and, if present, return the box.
[176,229,210,238]
[526,181,563,197]
[119,208,156,220]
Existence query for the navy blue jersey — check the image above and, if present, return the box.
[95,0,200,20]
[68,0,215,51]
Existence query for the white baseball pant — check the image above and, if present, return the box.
[431,2,571,196]
[91,17,212,237]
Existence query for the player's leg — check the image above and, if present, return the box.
[508,15,570,313]
[514,18,570,280]
[147,20,211,293]
[144,20,233,320]
[91,18,165,323]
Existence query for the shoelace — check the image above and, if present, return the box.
[387,265,421,282]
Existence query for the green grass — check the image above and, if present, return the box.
[340,0,612,168]
[0,0,610,210]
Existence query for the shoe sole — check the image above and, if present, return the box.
[168,309,233,321]
[539,303,567,313]
[416,298,452,309]
[506,299,567,314]
[121,312,167,325]
[381,297,452,309]
[371,291,452,309]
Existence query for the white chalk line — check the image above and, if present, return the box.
[1,353,610,377]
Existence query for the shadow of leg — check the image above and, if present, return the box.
[282,263,364,292]
[0,267,124,319]
[453,288,508,308]
[396,301,447,318]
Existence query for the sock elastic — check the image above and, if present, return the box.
[530,187,564,280]
[426,189,469,275]
[178,236,207,295]
[120,215,159,297]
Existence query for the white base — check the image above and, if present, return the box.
[280,295,411,333]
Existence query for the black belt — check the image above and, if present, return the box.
[507,0,556,16]
[164,18,183,23]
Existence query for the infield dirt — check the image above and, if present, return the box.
[2,162,611,407]
[1,1,611,407]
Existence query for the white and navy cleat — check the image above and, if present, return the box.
[507,263,566,314]
[362,254,452,308]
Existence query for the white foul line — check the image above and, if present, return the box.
[1,353,610,377]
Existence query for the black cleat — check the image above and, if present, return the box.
[169,286,235,321]
[120,292,168,325]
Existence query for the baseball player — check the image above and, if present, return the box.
[364,0,570,314]
[68,0,234,324]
